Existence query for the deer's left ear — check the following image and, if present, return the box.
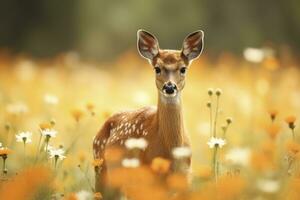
[182,30,204,61]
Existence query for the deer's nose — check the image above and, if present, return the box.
[163,82,177,95]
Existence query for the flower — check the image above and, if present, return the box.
[286,140,300,155]
[206,102,212,108]
[125,138,148,150]
[71,109,84,122]
[6,102,28,115]
[215,88,222,96]
[266,124,280,139]
[44,94,59,105]
[225,148,251,166]
[41,129,57,138]
[285,116,296,130]
[268,109,278,121]
[226,117,233,124]
[92,158,104,168]
[39,122,53,130]
[151,157,171,174]
[75,190,92,200]
[243,47,265,63]
[86,103,95,111]
[0,147,12,157]
[172,146,192,159]
[256,179,280,193]
[16,131,32,144]
[208,88,214,96]
[94,192,103,200]
[49,148,66,160]
[121,158,140,168]
[207,137,226,148]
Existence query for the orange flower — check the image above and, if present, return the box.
[86,102,95,111]
[64,193,77,200]
[0,166,53,200]
[266,124,280,139]
[39,122,53,130]
[285,116,296,123]
[196,165,212,179]
[286,140,300,156]
[71,109,84,122]
[268,109,278,121]
[94,192,103,200]
[151,157,171,174]
[0,147,12,157]
[92,158,104,168]
[166,173,189,191]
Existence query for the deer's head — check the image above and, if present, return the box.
[137,29,204,100]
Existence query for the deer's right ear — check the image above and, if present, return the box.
[137,29,159,60]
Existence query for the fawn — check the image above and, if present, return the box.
[93,29,204,194]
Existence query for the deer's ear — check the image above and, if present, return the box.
[137,29,159,60]
[182,30,204,61]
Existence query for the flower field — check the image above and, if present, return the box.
[0,49,300,200]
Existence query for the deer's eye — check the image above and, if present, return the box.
[154,67,161,75]
[180,67,187,75]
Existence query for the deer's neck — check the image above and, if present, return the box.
[157,92,185,152]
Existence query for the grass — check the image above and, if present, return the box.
[0,49,300,199]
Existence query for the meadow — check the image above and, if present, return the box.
[0,48,300,200]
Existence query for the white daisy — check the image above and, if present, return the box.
[41,129,57,138]
[76,190,92,200]
[0,142,2,148]
[49,148,66,160]
[207,137,226,148]
[16,131,32,144]
[172,146,192,159]
[121,158,140,168]
[44,94,59,105]
[6,102,28,115]
[125,137,148,150]
[256,179,280,193]
[225,148,251,166]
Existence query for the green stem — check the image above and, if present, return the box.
[222,126,228,139]
[78,164,95,192]
[213,96,220,137]
[23,142,26,166]
[212,146,219,182]
[292,129,295,140]
[54,156,58,169]
[209,97,213,137]
[2,156,7,175]
[35,133,43,163]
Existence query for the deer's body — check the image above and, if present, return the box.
[93,30,204,194]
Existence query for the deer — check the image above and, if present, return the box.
[93,29,204,196]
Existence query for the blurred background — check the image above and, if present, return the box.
[1,0,300,60]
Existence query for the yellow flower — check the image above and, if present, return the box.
[71,109,84,122]
[94,192,103,200]
[92,158,104,168]
[86,102,95,111]
[151,157,171,174]
[266,124,280,139]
